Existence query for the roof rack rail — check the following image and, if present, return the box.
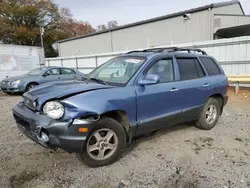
[126,47,207,55]
[126,50,145,54]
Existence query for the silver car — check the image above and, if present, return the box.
[0,66,85,94]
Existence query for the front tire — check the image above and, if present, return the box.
[76,117,126,167]
[195,98,221,130]
[26,83,38,92]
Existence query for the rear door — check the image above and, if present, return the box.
[198,56,227,96]
[173,56,213,122]
[60,68,77,81]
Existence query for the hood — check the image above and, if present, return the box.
[23,80,113,109]
[3,75,32,82]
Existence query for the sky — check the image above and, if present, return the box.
[54,0,250,28]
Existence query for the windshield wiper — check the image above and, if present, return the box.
[89,78,108,85]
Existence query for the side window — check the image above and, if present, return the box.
[194,59,205,77]
[146,59,174,83]
[199,57,222,75]
[45,68,60,76]
[177,58,200,80]
[61,68,75,75]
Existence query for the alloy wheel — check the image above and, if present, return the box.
[205,104,217,124]
[86,128,118,160]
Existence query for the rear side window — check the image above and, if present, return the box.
[194,59,205,77]
[177,58,204,80]
[199,57,222,75]
[61,68,75,75]
[45,68,60,75]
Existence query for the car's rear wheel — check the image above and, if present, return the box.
[76,117,126,167]
[26,83,38,92]
[195,98,221,130]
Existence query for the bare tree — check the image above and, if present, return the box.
[97,24,107,31]
[97,20,118,31]
[107,20,118,29]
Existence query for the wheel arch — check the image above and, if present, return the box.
[102,110,131,134]
[208,93,223,107]
[100,110,134,144]
[25,81,39,91]
[207,93,224,115]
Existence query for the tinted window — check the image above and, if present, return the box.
[177,59,200,80]
[194,59,205,77]
[45,68,60,75]
[61,68,75,75]
[199,57,221,75]
[147,59,174,83]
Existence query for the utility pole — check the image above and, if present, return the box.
[40,26,44,49]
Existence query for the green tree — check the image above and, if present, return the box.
[0,0,95,57]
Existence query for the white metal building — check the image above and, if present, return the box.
[0,44,44,81]
[46,36,250,75]
[57,0,250,57]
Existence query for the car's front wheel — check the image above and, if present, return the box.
[26,82,38,92]
[76,117,126,167]
[195,98,221,130]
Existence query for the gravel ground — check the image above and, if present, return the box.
[0,89,250,188]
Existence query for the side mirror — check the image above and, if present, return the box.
[139,74,160,86]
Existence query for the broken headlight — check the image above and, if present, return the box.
[43,101,64,119]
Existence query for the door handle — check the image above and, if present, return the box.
[204,83,210,87]
[170,88,179,92]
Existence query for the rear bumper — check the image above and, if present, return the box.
[223,95,228,107]
[13,103,95,153]
[220,95,228,115]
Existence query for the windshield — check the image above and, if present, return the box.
[87,56,146,85]
[26,67,48,76]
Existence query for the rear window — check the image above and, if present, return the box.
[177,58,203,80]
[199,57,222,75]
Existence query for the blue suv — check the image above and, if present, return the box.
[12,47,228,167]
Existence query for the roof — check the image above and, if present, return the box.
[44,66,61,68]
[123,47,208,57]
[121,51,209,60]
[57,0,244,44]
[215,24,250,38]
[120,52,155,57]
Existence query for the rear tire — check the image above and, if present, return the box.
[26,83,38,92]
[76,117,126,167]
[195,98,221,130]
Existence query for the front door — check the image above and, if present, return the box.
[41,68,60,84]
[136,57,183,135]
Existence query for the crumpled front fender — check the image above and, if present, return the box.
[61,87,138,128]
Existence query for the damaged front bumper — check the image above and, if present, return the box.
[13,102,96,153]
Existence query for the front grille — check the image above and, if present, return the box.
[14,114,30,132]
